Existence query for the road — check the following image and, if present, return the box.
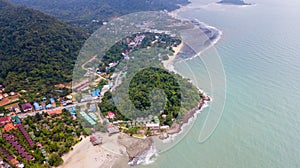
[81,55,106,80]
[18,99,102,119]
[18,55,107,119]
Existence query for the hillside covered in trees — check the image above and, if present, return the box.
[8,0,190,32]
[0,0,87,95]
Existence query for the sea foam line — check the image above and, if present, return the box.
[128,145,158,166]
[162,99,210,144]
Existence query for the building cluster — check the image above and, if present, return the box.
[0,115,35,168]
[0,84,73,118]
[0,156,13,168]
[0,85,17,101]
[127,34,146,48]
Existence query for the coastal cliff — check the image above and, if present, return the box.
[118,134,153,165]
[162,92,210,138]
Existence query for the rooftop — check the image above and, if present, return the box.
[47,109,62,116]
[21,103,32,111]
[0,117,10,123]
[3,123,16,132]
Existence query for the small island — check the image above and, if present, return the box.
[217,0,252,5]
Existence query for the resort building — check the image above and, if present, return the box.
[160,125,170,130]
[66,106,76,116]
[90,134,102,146]
[80,111,96,125]
[106,112,115,119]
[100,85,110,97]
[0,117,10,126]
[50,98,56,107]
[49,98,55,104]
[3,123,15,132]
[91,89,101,97]
[107,124,120,135]
[45,104,52,109]
[2,133,34,160]
[21,103,33,112]
[146,123,160,130]
[11,116,21,125]
[33,102,43,111]
[9,105,21,114]
[17,126,35,148]
[3,93,8,98]
[47,109,63,116]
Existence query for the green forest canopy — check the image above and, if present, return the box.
[8,0,190,32]
[0,0,87,95]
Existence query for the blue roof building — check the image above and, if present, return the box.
[33,102,43,110]
[11,116,21,125]
[33,102,39,110]
[70,110,76,116]
[66,106,76,116]
[50,98,55,104]
[92,88,101,97]
[45,104,52,109]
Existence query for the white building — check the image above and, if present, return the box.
[100,85,110,97]
[146,123,160,130]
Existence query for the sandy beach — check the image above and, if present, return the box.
[57,135,121,168]
[162,42,184,72]
[57,132,154,168]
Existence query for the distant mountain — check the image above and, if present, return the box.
[0,0,87,95]
[217,0,251,5]
[8,0,190,32]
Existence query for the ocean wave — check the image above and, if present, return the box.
[162,100,210,144]
[128,145,158,166]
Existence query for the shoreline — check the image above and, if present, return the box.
[161,42,184,72]
[57,136,120,168]
[161,91,210,142]
[58,2,223,168]
[168,2,223,63]
[159,4,222,141]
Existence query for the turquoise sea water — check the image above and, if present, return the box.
[139,0,300,167]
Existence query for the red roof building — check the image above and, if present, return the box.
[90,136,96,142]
[47,109,62,116]
[9,158,19,166]
[3,123,15,132]
[0,117,10,126]
[107,112,115,119]
[2,133,34,160]
[17,125,35,148]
